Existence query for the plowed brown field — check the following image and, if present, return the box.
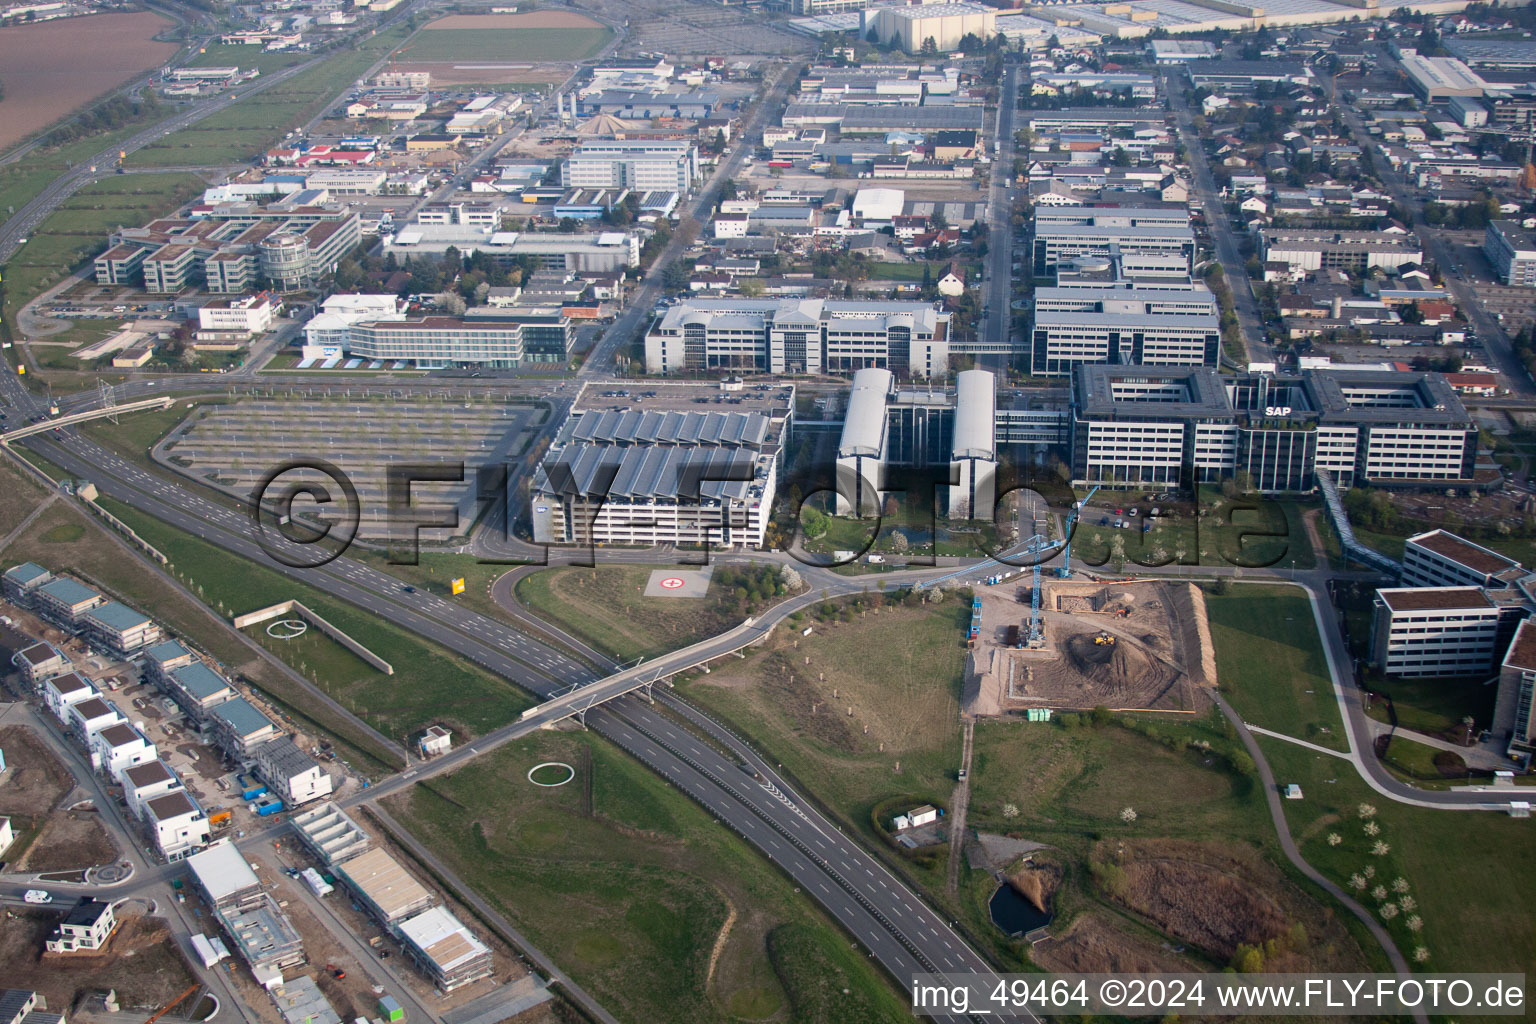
[0,11,176,152]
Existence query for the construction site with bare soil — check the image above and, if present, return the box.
[963,579,1217,718]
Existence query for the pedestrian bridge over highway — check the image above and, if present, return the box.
[1,396,172,443]
[519,616,766,727]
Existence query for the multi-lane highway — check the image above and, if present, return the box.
[0,360,1012,1022]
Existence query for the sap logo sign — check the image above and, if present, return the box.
[535,506,549,513]
[1264,406,1293,417]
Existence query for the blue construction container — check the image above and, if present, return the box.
[241,785,268,801]
[255,799,285,817]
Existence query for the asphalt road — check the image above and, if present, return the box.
[2,384,1007,1021]
[981,60,1019,372]
[0,0,440,265]
[1163,71,1272,366]
[1328,62,1532,396]
[580,60,803,377]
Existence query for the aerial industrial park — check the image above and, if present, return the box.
[1,0,1535,1021]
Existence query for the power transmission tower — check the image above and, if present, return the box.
[98,378,119,425]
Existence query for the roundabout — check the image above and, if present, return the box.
[527,761,576,787]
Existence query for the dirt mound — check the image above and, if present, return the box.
[1031,913,1192,974]
[1065,634,1156,691]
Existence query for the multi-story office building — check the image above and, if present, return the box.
[1402,530,1523,589]
[832,367,999,519]
[1484,220,1536,286]
[563,140,698,194]
[1030,303,1220,376]
[464,305,573,363]
[1497,618,1536,754]
[344,312,571,368]
[382,225,640,273]
[1370,586,1502,677]
[100,200,361,294]
[396,907,494,992]
[80,602,162,658]
[253,736,333,806]
[1069,364,1478,490]
[645,298,951,377]
[1031,207,1194,278]
[530,383,793,549]
[2,561,51,605]
[791,0,865,12]
[1258,229,1424,272]
[33,577,104,629]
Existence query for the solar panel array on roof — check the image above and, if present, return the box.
[540,445,758,502]
[566,409,769,449]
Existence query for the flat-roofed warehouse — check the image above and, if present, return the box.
[336,847,436,930]
[1396,49,1489,100]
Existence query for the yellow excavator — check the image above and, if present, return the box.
[1093,633,1116,647]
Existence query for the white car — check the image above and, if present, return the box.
[24,889,51,904]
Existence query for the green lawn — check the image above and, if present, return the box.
[384,731,909,1024]
[128,27,411,167]
[2,174,205,317]
[97,497,535,743]
[1260,736,1536,977]
[514,563,791,664]
[407,26,612,62]
[1364,671,1499,742]
[1208,585,1348,751]
[1348,525,1406,562]
[1070,497,1316,573]
[1375,733,1470,788]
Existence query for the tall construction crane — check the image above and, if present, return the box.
[1058,485,1101,579]
[142,985,199,1024]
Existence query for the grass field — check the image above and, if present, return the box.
[0,127,147,230]
[386,731,909,1024]
[0,455,52,544]
[4,494,395,772]
[128,26,411,167]
[185,42,307,76]
[2,174,205,318]
[1365,671,1499,742]
[680,600,966,848]
[407,27,611,62]
[1261,736,1536,977]
[1070,497,1316,573]
[97,497,535,743]
[1208,585,1348,751]
[960,713,1375,972]
[514,563,790,664]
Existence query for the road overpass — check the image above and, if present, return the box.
[1,396,171,442]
